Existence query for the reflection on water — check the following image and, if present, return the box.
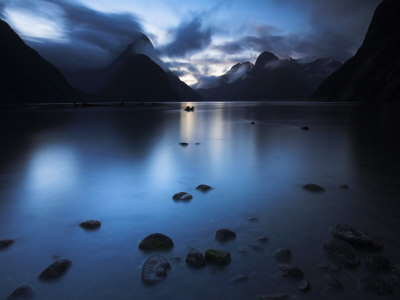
[0,102,399,300]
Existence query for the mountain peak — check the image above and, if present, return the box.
[255,51,279,67]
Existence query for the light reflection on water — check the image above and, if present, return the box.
[0,102,399,300]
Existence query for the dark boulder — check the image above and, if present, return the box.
[38,259,72,281]
[330,224,382,250]
[205,249,231,265]
[0,239,14,250]
[184,106,194,112]
[141,255,171,285]
[278,264,304,279]
[322,239,360,267]
[138,233,174,250]
[7,285,35,300]
[172,192,193,202]
[215,228,236,242]
[179,142,189,147]
[195,184,212,192]
[186,249,206,268]
[79,220,101,230]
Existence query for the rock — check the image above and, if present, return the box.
[138,233,174,250]
[251,121,255,125]
[278,264,304,279]
[300,126,309,131]
[317,264,341,272]
[195,184,212,192]
[259,293,290,300]
[179,142,189,147]
[257,236,269,243]
[141,255,171,285]
[325,274,343,289]
[38,259,72,281]
[215,228,236,242]
[330,224,382,250]
[79,220,101,230]
[7,285,35,300]
[184,106,194,112]
[247,216,258,222]
[274,248,292,262]
[339,184,349,190]
[322,239,360,266]
[186,249,206,268]
[361,275,393,295]
[364,254,391,273]
[172,192,193,202]
[298,280,311,293]
[195,142,200,145]
[231,274,248,283]
[205,249,231,265]
[303,183,325,192]
[0,239,14,250]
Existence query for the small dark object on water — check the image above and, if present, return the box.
[205,249,231,265]
[364,254,391,273]
[330,224,382,250]
[184,106,194,112]
[339,184,349,190]
[172,192,193,202]
[301,126,309,131]
[186,249,206,268]
[141,255,171,285]
[303,183,325,192]
[0,239,14,250]
[278,264,304,279]
[38,259,72,281]
[247,216,258,222]
[195,142,200,145]
[79,220,101,230]
[257,236,269,243]
[274,248,292,262]
[138,233,174,250]
[196,184,212,192]
[298,280,311,293]
[251,121,255,125]
[215,228,236,242]
[179,142,189,147]
[7,285,35,300]
[361,275,393,295]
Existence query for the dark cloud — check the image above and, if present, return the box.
[162,16,212,57]
[1,0,143,71]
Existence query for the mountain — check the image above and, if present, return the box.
[65,34,201,101]
[0,19,78,103]
[197,52,341,101]
[312,0,400,102]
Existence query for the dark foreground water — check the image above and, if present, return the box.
[0,102,399,300]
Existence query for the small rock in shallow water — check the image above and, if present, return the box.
[260,293,290,300]
[195,184,212,192]
[361,275,393,295]
[274,248,292,262]
[179,142,189,147]
[322,239,360,267]
[186,249,206,268]
[325,274,343,289]
[172,192,193,202]
[231,274,248,283]
[303,183,325,192]
[339,184,349,190]
[364,254,391,273]
[300,126,309,131]
[278,264,304,279]
[298,280,311,293]
[7,285,35,300]
[215,228,236,242]
[138,233,174,250]
[251,121,255,125]
[79,220,101,230]
[0,239,14,250]
[183,106,194,112]
[257,236,269,243]
[38,259,72,281]
[141,255,171,285]
[205,249,231,265]
[330,224,382,250]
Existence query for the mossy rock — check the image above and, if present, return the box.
[138,233,174,250]
[205,249,231,265]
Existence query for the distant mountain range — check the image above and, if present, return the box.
[313,0,400,102]
[197,52,342,101]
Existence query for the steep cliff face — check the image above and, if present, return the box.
[312,0,400,102]
[0,19,78,103]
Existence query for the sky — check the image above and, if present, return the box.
[0,0,381,86]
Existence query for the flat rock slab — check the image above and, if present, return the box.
[0,239,14,250]
[274,248,292,262]
[303,184,325,192]
[361,275,393,295]
[215,228,236,242]
[141,255,171,285]
[79,220,101,230]
[196,184,212,192]
[172,192,193,202]
[186,249,206,268]
[139,233,174,251]
[205,249,231,265]
[364,254,391,273]
[38,259,72,281]
[322,239,360,267]
[278,264,304,279]
[330,224,382,250]
[7,285,35,300]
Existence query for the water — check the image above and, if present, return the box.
[0,102,399,299]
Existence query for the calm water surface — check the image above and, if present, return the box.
[0,102,399,299]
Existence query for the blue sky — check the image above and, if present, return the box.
[1,0,380,86]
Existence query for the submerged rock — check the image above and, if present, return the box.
[38,259,72,281]
[303,183,325,192]
[298,280,311,293]
[251,121,255,125]
[259,294,290,300]
[186,249,206,268]
[361,275,393,295]
[330,224,382,250]
[172,192,193,202]
[195,184,212,192]
[257,236,269,243]
[7,285,35,300]
[79,220,101,230]
[205,249,231,265]
[215,228,236,242]
[278,264,304,279]
[364,254,391,273]
[274,249,292,262]
[0,239,14,250]
[247,216,258,222]
[325,274,343,289]
[138,233,174,250]
[141,255,171,285]
[322,239,360,267]
[300,126,309,131]
[179,142,189,147]
[231,274,248,283]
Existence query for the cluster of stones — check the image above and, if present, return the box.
[172,184,213,202]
